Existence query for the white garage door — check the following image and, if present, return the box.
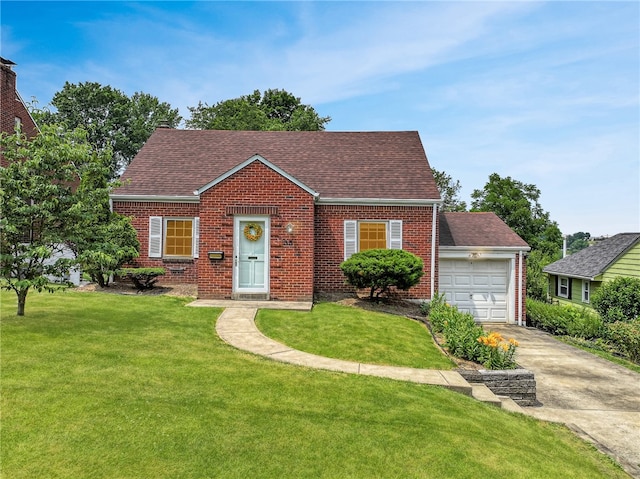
[439,259,509,322]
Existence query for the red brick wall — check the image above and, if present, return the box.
[1,62,39,166]
[114,171,440,302]
[314,204,437,299]
[112,201,200,284]
[197,161,315,301]
[516,253,527,323]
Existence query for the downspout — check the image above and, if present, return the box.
[518,250,523,326]
[430,203,438,299]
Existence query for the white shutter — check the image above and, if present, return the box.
[344,220,357,260]
[193,217,200,258]
[389,220,402,250]
[148,216,163,258]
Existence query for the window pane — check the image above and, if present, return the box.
[165,219,193,256]
[359,223,387,251]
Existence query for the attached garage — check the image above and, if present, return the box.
[439,259,509,322]
[438,212,530,324]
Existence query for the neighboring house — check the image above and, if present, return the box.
[543,232,640,307]
[439,212,530,324]
[111,127,529,323]
[1,57,38,165]
[0,57,80,285]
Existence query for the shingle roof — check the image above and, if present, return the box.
[543,233,640,279]
[439,212,530,248]
[114,129,440,201]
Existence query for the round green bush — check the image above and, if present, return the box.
[340,249,424,299]
[591,277,640,323]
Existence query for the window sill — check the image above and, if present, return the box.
[163,257,194,263]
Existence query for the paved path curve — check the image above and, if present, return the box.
[212,306,472,395]
[191,300,639,477]
[492,325,640,478]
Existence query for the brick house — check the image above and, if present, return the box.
[1,57,39,166]
[112,127,529,323]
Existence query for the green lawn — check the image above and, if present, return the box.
[1,290,626,478]
[256,303,455,369]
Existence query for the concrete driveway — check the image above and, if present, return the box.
[492,325,640,478]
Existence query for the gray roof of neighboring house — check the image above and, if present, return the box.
[543,233,640,279]
[439,212,529,248]
[114,128,441,201]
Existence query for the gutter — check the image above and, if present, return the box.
[110,194,200,203]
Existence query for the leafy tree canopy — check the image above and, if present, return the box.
[186,89,330,131]
[1,124,140,315]
[566,231,591,255]
[431,168,467,212]
[32,82,181,178]
[470,173,562,258]
[0,126,107,314]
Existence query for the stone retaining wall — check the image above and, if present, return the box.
[458,369,538,406]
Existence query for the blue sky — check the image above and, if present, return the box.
[2,1,638,237]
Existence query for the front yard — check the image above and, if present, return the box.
[0,290,627,478]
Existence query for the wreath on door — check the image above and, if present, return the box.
[243,223,263,242]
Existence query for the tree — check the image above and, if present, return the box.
[340,249,424,300]
[470,173,562,258]
[566,232,591,255]
[0,125,110,315]
[186,88,330,131]
[75,215,140,287]
[34,82,181,178]
[431,168,467,212]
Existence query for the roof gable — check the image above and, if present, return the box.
[543,233,640,279]
[439,212,530,249]
[195,154,318,197]
[113,129,440,202]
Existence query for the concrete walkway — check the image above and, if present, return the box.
[188,300,525,410]
[492,325,640,478]
[189,300,639,477]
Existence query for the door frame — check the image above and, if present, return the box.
[233,215,270,294]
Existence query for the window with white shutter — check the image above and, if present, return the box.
[148,216,163,258]
[149,216,200,259]
[344,220,357,260]
[389,220,402,249]
[193,217,200,258]
[344,220,403,260]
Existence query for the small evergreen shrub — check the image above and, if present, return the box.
[120,267,166,290]
[340,249,424,300]
[591,277,640,323]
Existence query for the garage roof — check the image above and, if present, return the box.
[439,212,529,248]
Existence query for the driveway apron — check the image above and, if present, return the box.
[492,325,640,478]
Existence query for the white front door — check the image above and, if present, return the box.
[234,217,269,294]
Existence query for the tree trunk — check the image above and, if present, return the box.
[16,288,29,316]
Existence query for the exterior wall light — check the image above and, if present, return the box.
[285,223,294,234]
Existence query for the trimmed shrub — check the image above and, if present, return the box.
[591,277,640,323]
[120,267,166,291]
[340,249,424,300]
[605,319,640,363]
